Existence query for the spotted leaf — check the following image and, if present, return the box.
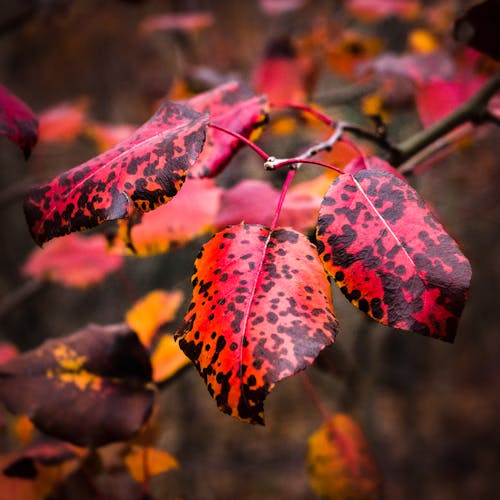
[0,83,38,158]
[23,100,208,246]
[186,81,268,178]
[316,170,471,341]
[175,224,337,424]
[0,324,154,447]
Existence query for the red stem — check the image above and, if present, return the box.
[208,123,269,160]
[299,371,331,422]
[270,102,334,126]
[270,168,296,230]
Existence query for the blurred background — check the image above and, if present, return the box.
[0,0,499,499]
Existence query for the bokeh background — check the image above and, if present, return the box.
[0,1,499,499]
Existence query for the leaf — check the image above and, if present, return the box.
[85,121,137,152]
[415,77,486,128]
[112,178,221,256]
[22,233,123,288]
[346,0,419,22]
[453,0,500,61]
[23,100,208,246]
[176,224,337,424]
[0,83,38,158]
[3,439,82,479]
[316,170,472,341]
[38,98,89,143]
[13,416,35,445]
[125,446,178,483]
[0,342,19,365]
[0,324,155,447]
[307,414,382,500]
[259,0,308,15]
[185,81,268,178]
[125,289,184,348]
[151,334,190,384]
[252,36,312,104]
[344,156,406,182]
[214,177,333,234]
[139,11,214,34]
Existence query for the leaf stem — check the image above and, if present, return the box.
[299,371,331,422]
[208,123,269,160]
[393,70,500,166]
[270,101,334,126]
[270,168,296,230]
[267,157,344,174]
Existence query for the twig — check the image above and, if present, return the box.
[393,70,500,166]
[314,80,379,105]
[0,279,44,320]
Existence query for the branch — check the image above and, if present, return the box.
[393,70,500,167]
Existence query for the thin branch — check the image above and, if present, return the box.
[314,80,379,105]
[393,70,500,166]
[270,168,296,230]
[0,279,44,320]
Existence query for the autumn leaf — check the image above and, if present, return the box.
[252,36,311,104]
[0,324,155,446]
[2,439,83,479]
[139,11,214,34]
[23,100,208,246]
[125,446,178,483]
[0,342,19,365]
[316,170,471,341]
[176,224,337,424]
[151,334,190,384]
[185,81,268,178]
[38,98,89,143]
[259,0,308,15]
[307,414,382,500]
[344,156,406,181]
[112,178,221,256]
[13,416,35,445]
[22,233,123,288]
[85,121,137,152]
[125,289,184,348]
[0,83,38,158]
[346,0,419,22]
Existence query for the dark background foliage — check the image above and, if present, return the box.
[0,1,498,498]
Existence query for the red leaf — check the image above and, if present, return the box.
[139,11,214,34]
[185,81,268,178]
[344,156,406,182]
[316,170,471,341]
[0,84,38,158]
[38,98,89,143]
[0,324,154,446]
[23,100,208,246]
[112,177,221,256]
[22,233,123,288]
[415,77,486,127]
[176,224,337,424]
[259,0,308,15]
[346,0,419,22]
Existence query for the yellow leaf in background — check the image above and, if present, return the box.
[13,415,35,445]
[125,446,178,483]
[307,414,382,500]
[408,29,439,54]
[151,334,190,383]
[126,290,184,349]
[361,94,390,123]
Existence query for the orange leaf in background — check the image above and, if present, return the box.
[327,31,382,79]
[151,334,189,383]
[346,0,419,22]
[139,11,214,34]
[113,178,221,256]
[307,414,382,500]
[38,98,89,143]
[13,416,35,445]
[125,290,184,349]
[22,233,123,288]
[408,28,439,54]
[85,121,136,152]
[125,446,178,483]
